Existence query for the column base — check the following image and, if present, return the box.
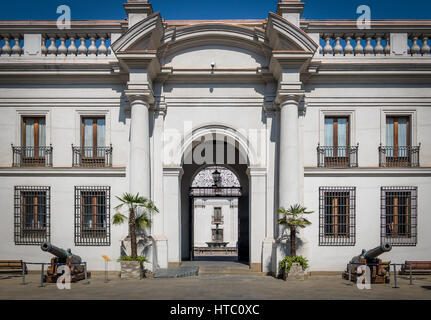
[274,238,289,278]
[168,262,182,267]
[262,238,275,274]
[249,263,262,272]
[151,234,168,270]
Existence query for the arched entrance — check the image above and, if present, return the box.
[180,135,250,264]
[187,165,248,263]
[161,125,268,272]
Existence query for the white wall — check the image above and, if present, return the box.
[193,198,238,248]
[302,175,431,271]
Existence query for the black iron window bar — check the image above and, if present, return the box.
[379,144,420,167]
[381,186,417,246]
[317,144,359,168]
[319,187,356,246]
[14,186,50,245]
[190,187,242,197]
[72,144,112,167]
[12,144,53,167]
[74,186,111,246]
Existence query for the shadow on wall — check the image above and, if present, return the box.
[120,231,153,259]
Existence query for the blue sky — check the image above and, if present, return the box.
[0,0,430,20]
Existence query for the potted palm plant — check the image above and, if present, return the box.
[277,204,313,280]
[113,193,158,279]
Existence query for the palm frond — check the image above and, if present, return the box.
[277,204,314,228]
[135,212,151,229]
[112,213,127,225]
[112,193,158,228]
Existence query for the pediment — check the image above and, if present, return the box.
[111,12,164,53]
[266,13,318,52]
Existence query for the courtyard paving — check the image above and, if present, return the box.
[0,272,430,300]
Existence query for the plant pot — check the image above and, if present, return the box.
[120,261,143,279]
[285,262,306,281]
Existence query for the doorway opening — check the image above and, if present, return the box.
[180,136,250,265]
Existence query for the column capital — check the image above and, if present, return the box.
[163,166,184,178]
[277,90,304,106]
[125,88,154,106]
[246,167,267,177]
[154,95,167,116]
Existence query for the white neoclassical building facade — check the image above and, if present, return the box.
[0,0,430,274]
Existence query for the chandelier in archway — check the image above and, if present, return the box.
[212,169,221,187]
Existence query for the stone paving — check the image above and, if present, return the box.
[0,272,430,300]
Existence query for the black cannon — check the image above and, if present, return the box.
[343,243,392,284]
[41,242,89,283]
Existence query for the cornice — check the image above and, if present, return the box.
[0,167,126,177]
[304,167,431,177]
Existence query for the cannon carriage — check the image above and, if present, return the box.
[343,243,392,284]
[41,242,90,283]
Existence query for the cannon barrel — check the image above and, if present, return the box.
[41,242,69,260]
[41,242,82,264]
[363,243,392,260]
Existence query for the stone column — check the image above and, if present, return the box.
[279,96,301,208]
[128,96,151,198]
[163,167,183,266]
[248,167,267,272]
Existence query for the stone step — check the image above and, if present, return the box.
[154,266,199,278]
[198,266,265,276]
[199,272,266,277]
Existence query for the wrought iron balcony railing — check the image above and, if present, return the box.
[72,145,112,167]
[212,216,224,225]
[379,144,420,167]
[12,145,53,167]
[189,187,242,197]
[317,144,359,168]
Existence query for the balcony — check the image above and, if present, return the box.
[379,145,420,167]
[72,145,112,167]
[12,145,53,167]
[317,144,359,168]
[212,216,224,225]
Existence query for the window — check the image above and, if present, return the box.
[73,116,111,167]
[319,116,358,167]
[324,117,349,157]
[81,117,106,158]
[213,207,223,224]
[381,187,417,246]
[319,187,356,246]
[22,117,47,164]
[75,186,110,246]
[386,116,410,157]
[14,186,50,245]
[212,228,224,242]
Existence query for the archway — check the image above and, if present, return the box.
[180,130,251,264]
[189,165,245,262]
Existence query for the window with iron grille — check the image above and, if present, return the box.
[14,186,50,245]
[74,186,110,246]
[319,187,356,246]
[381,187,417,246]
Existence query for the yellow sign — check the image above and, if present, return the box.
[102,255,111,262]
